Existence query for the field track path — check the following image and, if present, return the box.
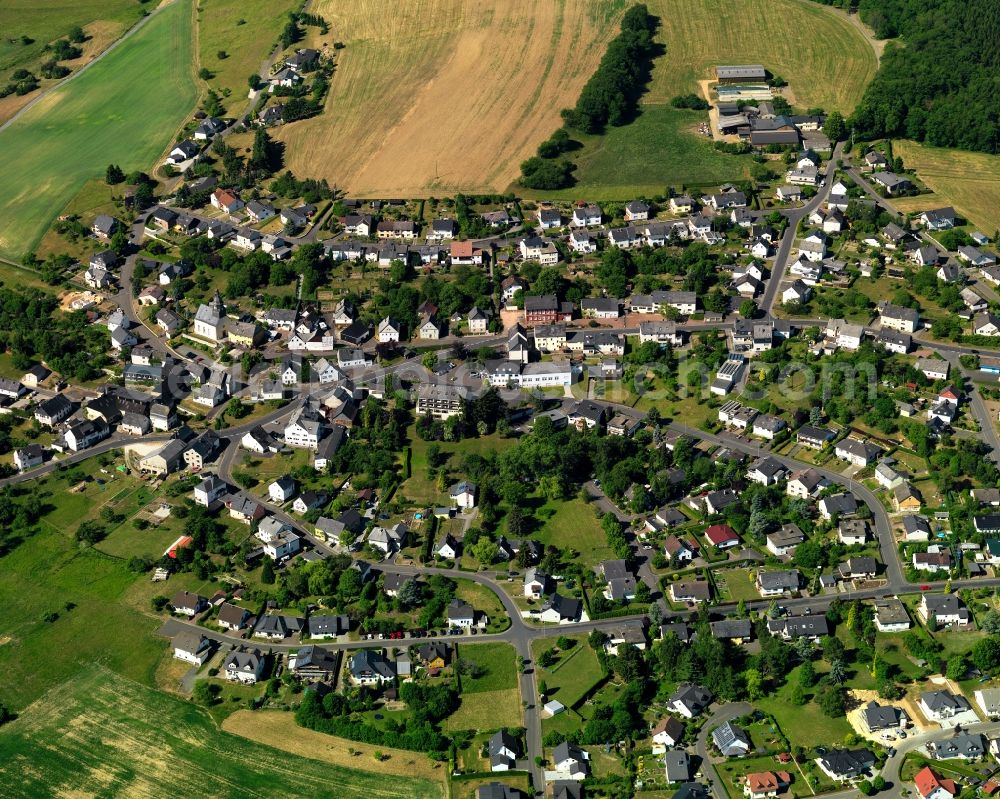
[0,0,178,135]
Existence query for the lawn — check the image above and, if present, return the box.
[444,688,523,732]
[533,497,616,569]
[401,425,514,506]
[224,709,449,783]
[456,642,519,693]
[892,140,1000,233]
[455,581,509,631]
[0,0,198,260]
[520,106,754,201]
[0,261,54,293]
[532,635,606,708]
[34,178,121,263]
[714,568,762,602]
[755,663,855,749]
[196,0,301,102]
[0,666,445,799]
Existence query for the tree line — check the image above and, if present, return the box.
[519,4,659,189]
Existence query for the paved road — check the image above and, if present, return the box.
[666,420,906,588]
[696,703,753,799]
[761,142,844,315]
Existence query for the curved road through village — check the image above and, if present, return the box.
[8,145,1000,794]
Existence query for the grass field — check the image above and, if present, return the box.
[0,0,141,79]
[520,106,752,200]
[444,688,523,731]
[456,642,518,693]
[755,662,854,748]
[275,0,621,196]
[0,0,198,260]
[455,581,508,631]
[643,0,877,113]
[532,635,605,707]
[534,497,615,569]
[0,666,445,799]
[0,524,165,710]
[714,567,762,602]
[892,140,1000,233]
[197,0,301,102]
[401,425,514,505]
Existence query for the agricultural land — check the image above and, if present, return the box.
[274,0,622,196]
[0,0,197,261]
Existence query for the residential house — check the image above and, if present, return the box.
[838,519,869,546]
[860,701,908,734]
[713,721,752,757]
[537,593,582,624]
[743,772,791,799]
[919,208,956,231]
[652,716,685,750]
[914,767,958,799]
[920,690,972,722]
[835,438,881,467]
[172,631,212,665]
[285,646,340,683]
[766,614,830,641]
[223,648,265,684]
[874,598,911,632]
[669,684,712,719]
[217,602,252,631]
[757,569,801,597]
[489,730,521,771]
[817,750,876,781]
[170,590,207,617]
[766,524,805,557]
[880,303,920,333]
[919,594,969,627]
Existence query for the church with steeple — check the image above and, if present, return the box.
[193,290,227,342]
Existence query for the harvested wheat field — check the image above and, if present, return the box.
[275,0,623,196]
[893,140,1000,233]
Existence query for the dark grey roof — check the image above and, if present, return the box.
[819,749,876,778]
[712,721,751,755]
[670,684,712,714]
[307,614,349,637]
[710,619,753,639]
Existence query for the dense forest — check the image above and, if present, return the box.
[812,0,1000,153]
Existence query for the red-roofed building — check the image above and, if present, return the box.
[166,535,194,559]
[982,779,999,796]
[705,524,740,549]
[450,240,484,266]
[743,771,791,799]
[915,767,957,799]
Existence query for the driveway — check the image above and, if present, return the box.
[695,702,753,799]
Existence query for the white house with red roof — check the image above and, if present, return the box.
[704,524,740,549]
[915,767,956,799]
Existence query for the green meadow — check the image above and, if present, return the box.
[0,0,197,260]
